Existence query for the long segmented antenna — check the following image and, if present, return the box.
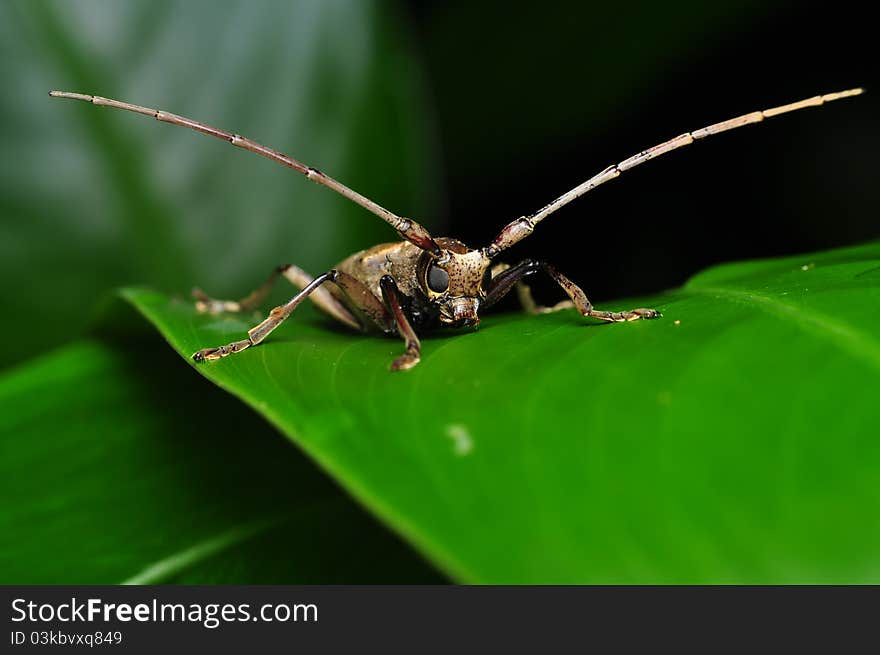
[49,90,441,255]
[486,88,864,257]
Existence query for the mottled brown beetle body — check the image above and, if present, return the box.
[332,241,438,331]
[331,238,489,332]
[50,87,863,370]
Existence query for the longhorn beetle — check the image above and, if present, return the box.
[51,87,863,370]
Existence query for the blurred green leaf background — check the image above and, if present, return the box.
[0,0,437,367]
[0,0,876,583]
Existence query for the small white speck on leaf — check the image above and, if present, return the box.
[445,424,474,456]
[801,262,815,271]
[673,319,681,326]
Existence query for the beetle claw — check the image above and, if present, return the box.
[390,353,420,371]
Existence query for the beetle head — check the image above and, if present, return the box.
[419,238,492,327]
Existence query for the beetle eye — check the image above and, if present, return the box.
[427,265,449,293]
[481,268,493,290]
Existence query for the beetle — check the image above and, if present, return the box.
[50,87,863,370]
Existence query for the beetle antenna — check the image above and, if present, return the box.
[484,87,864,257]
[49,90,441,255]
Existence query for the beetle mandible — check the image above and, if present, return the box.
[50,87,863,370]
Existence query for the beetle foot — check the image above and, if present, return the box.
[626,307,661,321]
[587,307,661,322]
[192,338,252,362]
[390,352,420,371]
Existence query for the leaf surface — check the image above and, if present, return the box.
[0,337,440,584]
[124,241,880,582]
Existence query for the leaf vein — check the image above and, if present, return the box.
[686,285,880,371]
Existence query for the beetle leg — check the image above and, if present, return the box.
[379,275,421,371]
[516,284,576,315]
[193,270,394,362]
[543,263,660,321]
[284,267,362,330]
[485,259,660,322]
[193,272,332,361]
[192,265,286,314]
[485,262,571,313]
[192,264,360,330]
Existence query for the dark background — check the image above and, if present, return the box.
[403,0,877,302]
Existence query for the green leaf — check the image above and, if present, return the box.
[122,240,880,583]
[0,337,441,584]
[0,0,436,367]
